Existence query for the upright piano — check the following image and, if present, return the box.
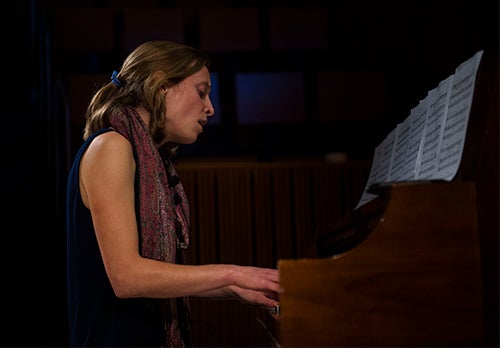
[259,49,498,347]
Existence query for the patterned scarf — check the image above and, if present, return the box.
[110,107,192,347]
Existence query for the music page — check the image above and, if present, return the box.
[388,122,409,181]
[355,50,483,208]
[400,99,429,180]
[436,50,483,180]
[355,128,396,208]
[416,75,454,179]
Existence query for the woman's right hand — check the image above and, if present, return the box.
[228,266,280,307]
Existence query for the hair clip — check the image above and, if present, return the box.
[111,70,123,87]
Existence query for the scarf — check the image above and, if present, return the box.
[110,107,192,347]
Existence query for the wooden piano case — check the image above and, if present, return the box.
[274,181,483,347]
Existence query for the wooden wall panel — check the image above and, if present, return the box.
[272,167,294,260]
[198,7,261,51]
[194,170,218,264]
[216,169,254,264]
[291,167,315,257]
[253,167,277,268]
[51,7,115,51]
[121,7,185,52]
[268,6,329,50]
[312,164,343,233]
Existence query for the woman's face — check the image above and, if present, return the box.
[162,66,215,145]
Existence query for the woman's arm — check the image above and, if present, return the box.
[79,131,279,307]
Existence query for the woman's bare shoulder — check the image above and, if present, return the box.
[82,130,134,173]
[88,130,131,152]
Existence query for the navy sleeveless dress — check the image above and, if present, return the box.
[66,128,164,347]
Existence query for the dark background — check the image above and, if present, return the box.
[1,0,498,346]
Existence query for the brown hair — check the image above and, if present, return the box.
[82,40,210,144]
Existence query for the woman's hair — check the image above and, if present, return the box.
[82,40,210,143]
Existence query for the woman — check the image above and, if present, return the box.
[66,40,280,347]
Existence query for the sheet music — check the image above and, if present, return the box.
[388,118,412,181]
[436,50,483,180]
[356,139,383,208]
[400,99,429,180]
[355,50,483,208]
[355,129,396,209]
[416,75,453,179]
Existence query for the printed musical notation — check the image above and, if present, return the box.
[357,50,483,208]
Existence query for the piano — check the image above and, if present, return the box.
[258,49,498,347]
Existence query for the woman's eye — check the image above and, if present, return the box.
[198,90,207,99]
